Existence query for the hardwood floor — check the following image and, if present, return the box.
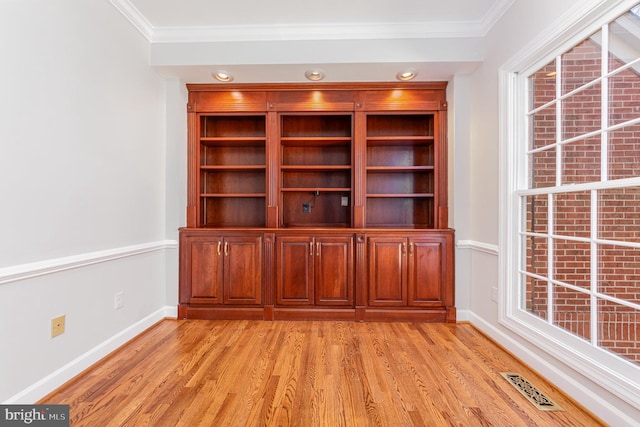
[39,320,605,426]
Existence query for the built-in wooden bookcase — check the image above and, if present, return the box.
[280,114,353,228]
[197,115,267,227]
[365,113,435,228]
[180,83,454,323]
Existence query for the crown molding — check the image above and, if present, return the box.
[110,0,154,41]
[110,0,517,43]
[479,0,517,36]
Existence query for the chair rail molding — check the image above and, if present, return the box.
[456,239,499,256]
[0,240,178,286]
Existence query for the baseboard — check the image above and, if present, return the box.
[468,312,638,426]
[164,305,178,319]
[455,309,472,322]
[5,306,177,404]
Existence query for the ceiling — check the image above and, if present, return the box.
[111,0,515,83]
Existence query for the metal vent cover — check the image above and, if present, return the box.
[500,372,564,411]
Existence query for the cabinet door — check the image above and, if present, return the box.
[315,236,354,306]
[189,239,224,305]
[276,236,314,305]
[223,235,263,305]
[367,236,407,306]
[407,238,443,306]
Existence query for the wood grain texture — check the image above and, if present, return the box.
[39,320,605,426]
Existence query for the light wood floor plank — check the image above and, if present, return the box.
[39,320,606,426]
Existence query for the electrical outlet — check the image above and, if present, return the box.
[51,315,65,338]
[302,202,311,213]
[491,287,498,303]
[341,196,349,207]
[115,291,124,309]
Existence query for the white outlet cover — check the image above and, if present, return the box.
[115,292,124,309]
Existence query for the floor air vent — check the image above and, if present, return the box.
[500,372,564,411]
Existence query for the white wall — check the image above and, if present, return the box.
[0,0,171,402]
[466,0,640,423]
[163,79,189,307]
[448,75,474,316]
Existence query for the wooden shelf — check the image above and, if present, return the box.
[281,137,351,146]
[366,136,434,146]
[201,137,266,147]
[281,188,351,192]
[365,223,433,229]
[366,193,434,198]
[201,193,266,198]
[366,166,434,172]
[281,223,352,228]
[201,165,266,171]
[281,165,350,171]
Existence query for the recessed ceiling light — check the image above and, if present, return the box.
[305,70,325,81]
[396,69,418,81]
[213,70,233,82]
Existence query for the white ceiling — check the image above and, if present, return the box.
[111,0,515,83]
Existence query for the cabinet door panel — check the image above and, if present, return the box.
[408,239,442,306]
[368,237,406,306]
[190,240,223,304]
[277,237,314,305]
[315,237,354,306]
[223,236,263,305]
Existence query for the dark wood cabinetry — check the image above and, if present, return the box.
[276,234,354,307]
[179,231,264,319]
[179,83,454,322]
[366,232,454,322]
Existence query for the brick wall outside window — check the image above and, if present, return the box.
[526,32,640,363]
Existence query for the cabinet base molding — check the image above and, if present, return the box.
[178,305,265,320]
[362,308,449,322]
[178,304,455,323]
[273,308,356,321]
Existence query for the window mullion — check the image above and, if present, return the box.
[590,189,599,346]
[592,23,609,347]
[601,23,609,182]
[547,192,554,325]
[549,56,561,324]
[556,56,563,187]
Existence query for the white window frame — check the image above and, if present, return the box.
[499,0,640,409]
